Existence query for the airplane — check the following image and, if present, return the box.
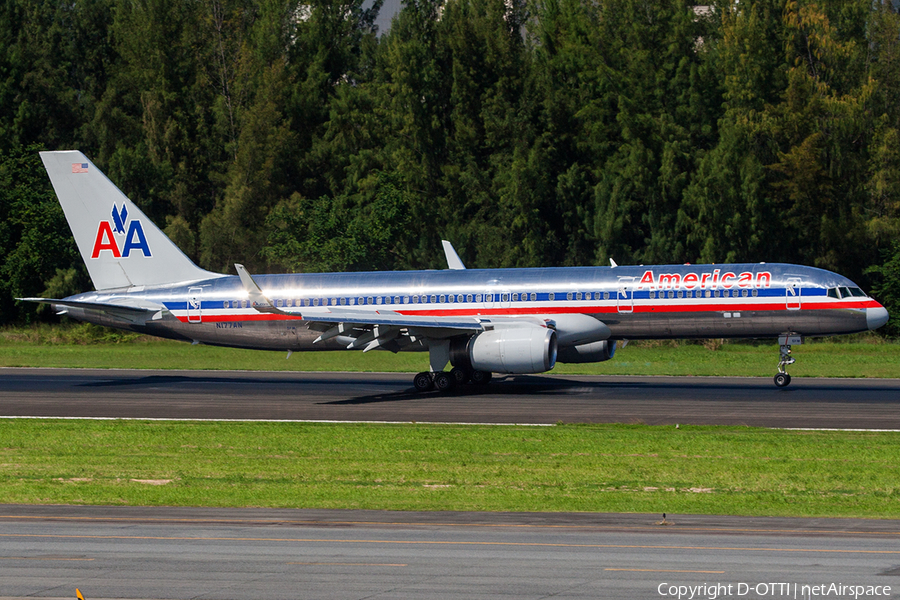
[21,150,889,391]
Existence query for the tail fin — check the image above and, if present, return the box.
[40,150,222,290]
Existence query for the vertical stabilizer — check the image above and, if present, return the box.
[40,151,223,290]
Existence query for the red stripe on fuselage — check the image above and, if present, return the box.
[172,299,880,323]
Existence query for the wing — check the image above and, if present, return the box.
[235,264,501,352]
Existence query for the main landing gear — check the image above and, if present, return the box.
[774,334,802,388]
[412,369,493,393]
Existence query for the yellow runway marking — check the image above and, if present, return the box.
[606,568,725,574]
[0,533,898,555]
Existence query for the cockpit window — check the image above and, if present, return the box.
[848,287,866,297]
[827,288,839,299]
[839,287,851,298]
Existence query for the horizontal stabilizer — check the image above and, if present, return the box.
[19,297,168,324]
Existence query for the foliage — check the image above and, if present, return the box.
[1,0,900,333]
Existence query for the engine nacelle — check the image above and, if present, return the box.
[556,340,617,364]
[455,327,557,374]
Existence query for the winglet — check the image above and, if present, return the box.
[609,258,618,268]
[442,240,466,270]
[235,264,283,314]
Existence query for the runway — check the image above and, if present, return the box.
[1,368,899,428]
[2,371,900,599]
[2,505,900,600]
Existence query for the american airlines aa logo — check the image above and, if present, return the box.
[90,204,152,258]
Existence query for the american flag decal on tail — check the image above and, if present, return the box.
[71,163,88,173]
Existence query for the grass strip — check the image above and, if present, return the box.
[1,324,899,378]
[1,420,899,518]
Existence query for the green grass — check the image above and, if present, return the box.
[1,323,898,378]
[1,420,899,518]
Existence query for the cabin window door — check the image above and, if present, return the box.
[785,278,802,311]
[617,277,634,314]
[188,287,203,323]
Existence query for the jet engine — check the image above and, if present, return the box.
[451,327,558,374]
[556,340,617,364]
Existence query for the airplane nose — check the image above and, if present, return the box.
[867,305,889,330]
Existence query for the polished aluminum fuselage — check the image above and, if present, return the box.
[59,263,880,352]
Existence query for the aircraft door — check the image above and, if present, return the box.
[188,287,202,323]
[785,277,802,311]
[617,277,634,314]
[483,290,495,309]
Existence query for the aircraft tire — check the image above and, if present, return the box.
[774,373,791,388]
[471,370,493,385]
[450,366,471,385]
[434,371,456,392]
[414,372,435,392]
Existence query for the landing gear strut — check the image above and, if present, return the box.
[774,334,802,388]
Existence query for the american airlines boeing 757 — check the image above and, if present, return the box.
[23,151,889,390]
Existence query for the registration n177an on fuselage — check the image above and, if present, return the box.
[22,151,889,390]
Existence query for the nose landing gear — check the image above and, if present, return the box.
[774,334,802,387]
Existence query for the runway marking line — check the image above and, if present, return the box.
[4,514,900,538]
[287,562,407,566]
[1,533,898,555]
[0,556,93,561]
[605,568,725,574]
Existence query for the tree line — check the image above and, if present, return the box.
[1,0,899,334]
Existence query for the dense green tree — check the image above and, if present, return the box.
[1,0,899,335]
[0,147,83,323]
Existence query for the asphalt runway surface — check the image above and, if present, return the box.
[2,505,900,600]
[1,368,899,428]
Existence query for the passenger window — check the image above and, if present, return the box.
[567,292,573,301]
[530,293,537,301]
[440,294,446,303]
[512,293,519,301]
[430,295,437,303]
[677,291,683,299]
[549,292,555,301]
[501,293,509,302]
[603,292,610,300]
[752,290,758,297]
